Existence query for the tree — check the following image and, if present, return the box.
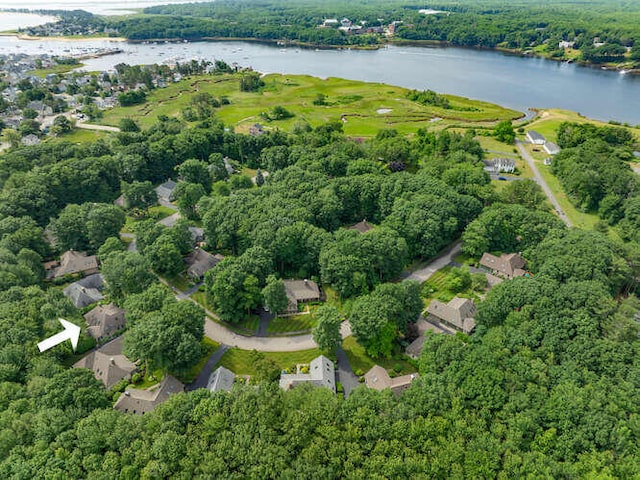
[174,182,206,220]
[239,71,264,92]
[313,305,342,352]
[101,251,155,301]
[261,275,288,316]
[119,118,140,132]
[176,159,211,193]
[86,204,126,251]
[124,299,204,373]
[97,237,125,261]
[494,120,515,144]
[121,180,158,210]
[145,234,184,276]
[51,115,72,135]
[255,168,265,187]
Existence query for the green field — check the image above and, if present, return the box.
[267,312,317,335]
[218,347,327,375]
[100,73,522,136]
[28,62,85,78]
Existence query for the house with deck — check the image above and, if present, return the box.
[114,375,184,415]
[279,355,336,393]
[45,250,99,279]
[63,274,105,308]
[480,252,527,279]
[283,279,321,313]
[364,365,418,395]
[84,304,126,342]
[73,337,137,389]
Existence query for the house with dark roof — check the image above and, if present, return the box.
[184,248,224,281]
[73,337,136,389]
[249,123,265,136]
[114,375,184,415]
[526,130,546,145]
[364,365,418,395]
[207,366,235,393]
[348,220,373,234]
[155,180,177,203]
[427,297,477,334]
[479,252,526,279]
[63,274,104,308]
[282,279,321,313]
[84,304,126,342]
[46,250,99,279]
[279,355,336,393]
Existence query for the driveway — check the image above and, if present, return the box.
[515,140,572,227]
[186,344,230,391]
[335,347,359,398]
[401,241,462,283]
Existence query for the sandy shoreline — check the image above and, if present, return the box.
[0,33,127,42]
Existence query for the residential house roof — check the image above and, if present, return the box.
[543,141,561,155]
[73,336,136,389]
[283,279,321,311]
[479,252,526,278]
[207,366,235,393]
[47,250,99,278]
[114,375,184,415]
[364,365,418,394]
[184,248,224,280]
[155,180,177,202]
[84,303,126,341]
[188,226,205,244]
[279,355,336,392]
[348,220,373,233]
[526,130,546,143]
[63,274,104,308]
[427,296,477,334]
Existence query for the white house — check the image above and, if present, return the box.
[526,130,546,145]
[543,141,561,155]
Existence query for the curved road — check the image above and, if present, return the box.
[515,140,572,227]
[402,241,461,283]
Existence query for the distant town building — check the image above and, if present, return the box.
[279,355,336,392]
[282,279,321,313]
[526,130,546,145]
[321,18,339,28]
[249,123,265,136]
[559,40,575,49]
[427,297,477,334]
[73,336,136,389]
[364,365,418,395]
[543,157,553,166]
[114,375,184,415]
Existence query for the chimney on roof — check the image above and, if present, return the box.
[110,357,115,365]
[304,279,308,284]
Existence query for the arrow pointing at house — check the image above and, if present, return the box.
[37,318,81,353]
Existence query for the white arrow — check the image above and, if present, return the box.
[37,318,81,353]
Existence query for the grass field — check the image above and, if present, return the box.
[341,336,417,377]
[525,109,640,142]
[28,63,85,78]
[267,312,317,335]
[58,128,108,143]
[100,73,522,136]
[218,347,328,375]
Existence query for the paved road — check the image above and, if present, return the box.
[335,347,359,398]
[515,139,572,227]
[186,344,230,391]
[401,241,462,283]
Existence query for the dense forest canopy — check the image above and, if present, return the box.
[0,67,640,477]
[74,0,640,65]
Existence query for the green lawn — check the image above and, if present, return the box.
[218,347,328,376]
[99,73,521,136]
[177,337,221,384]
[56,128,109,143]
[148,205,177,220]
[421,266,481,307]
[191,291,208,309]
[28,63,85,78]
[267,313,317,335]
[163,273,192,292]
[341,336,417,377]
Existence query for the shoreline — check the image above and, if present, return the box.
[0,33,127,42]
